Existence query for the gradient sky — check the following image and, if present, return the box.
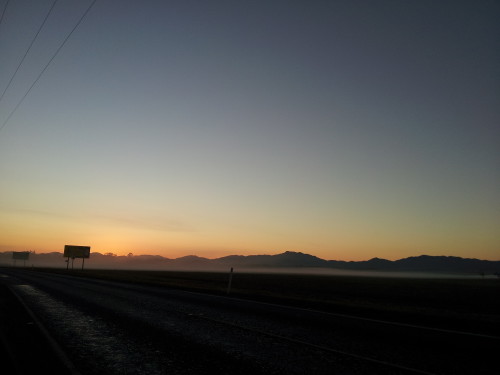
[0,0,499,261]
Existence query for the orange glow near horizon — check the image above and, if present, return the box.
[2,203,499,261]
[2,229,499,262]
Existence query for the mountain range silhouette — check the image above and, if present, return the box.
[1,251,499,274]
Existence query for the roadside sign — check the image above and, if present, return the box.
[64,245,90,259]
[12,251,30,260]
[12,251,30,267]
[63,245,91,270]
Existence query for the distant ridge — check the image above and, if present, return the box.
[0,251,499,274]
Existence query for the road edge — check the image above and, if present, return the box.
[7,284,82,375]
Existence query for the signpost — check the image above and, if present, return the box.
[226,267,234,295]
[63,245,90,270]
[12,251,30,267]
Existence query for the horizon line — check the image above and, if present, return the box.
[2,250,499,263]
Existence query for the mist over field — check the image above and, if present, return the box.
[233,268,497,279]
[2,250,499,278]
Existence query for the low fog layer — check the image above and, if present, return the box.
[1,251,499,277]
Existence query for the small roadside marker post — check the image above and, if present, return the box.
[227,267,234,295]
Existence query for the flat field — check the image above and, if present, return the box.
[33,267,500,337]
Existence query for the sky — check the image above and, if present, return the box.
[0,0,499,261]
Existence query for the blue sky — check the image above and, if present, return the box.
[0,0,499,260]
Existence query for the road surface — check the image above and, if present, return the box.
[0,268,497,375]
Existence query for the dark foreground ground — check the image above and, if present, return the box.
[0,282,73,374]
[1,267,499,374]
[29,267,500,335]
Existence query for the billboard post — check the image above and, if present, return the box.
[12,251,30,267]
[63,245,90,270]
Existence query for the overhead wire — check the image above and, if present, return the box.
[0,0,10,30]
[0,0,59,105]
[0,0,98,134]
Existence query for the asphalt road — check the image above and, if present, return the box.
[0,268,497,375]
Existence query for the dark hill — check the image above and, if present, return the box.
[1,251,499,274]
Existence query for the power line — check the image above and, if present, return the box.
[0,0,10,30]
[0,0,59,105]
[0,0,98,134]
